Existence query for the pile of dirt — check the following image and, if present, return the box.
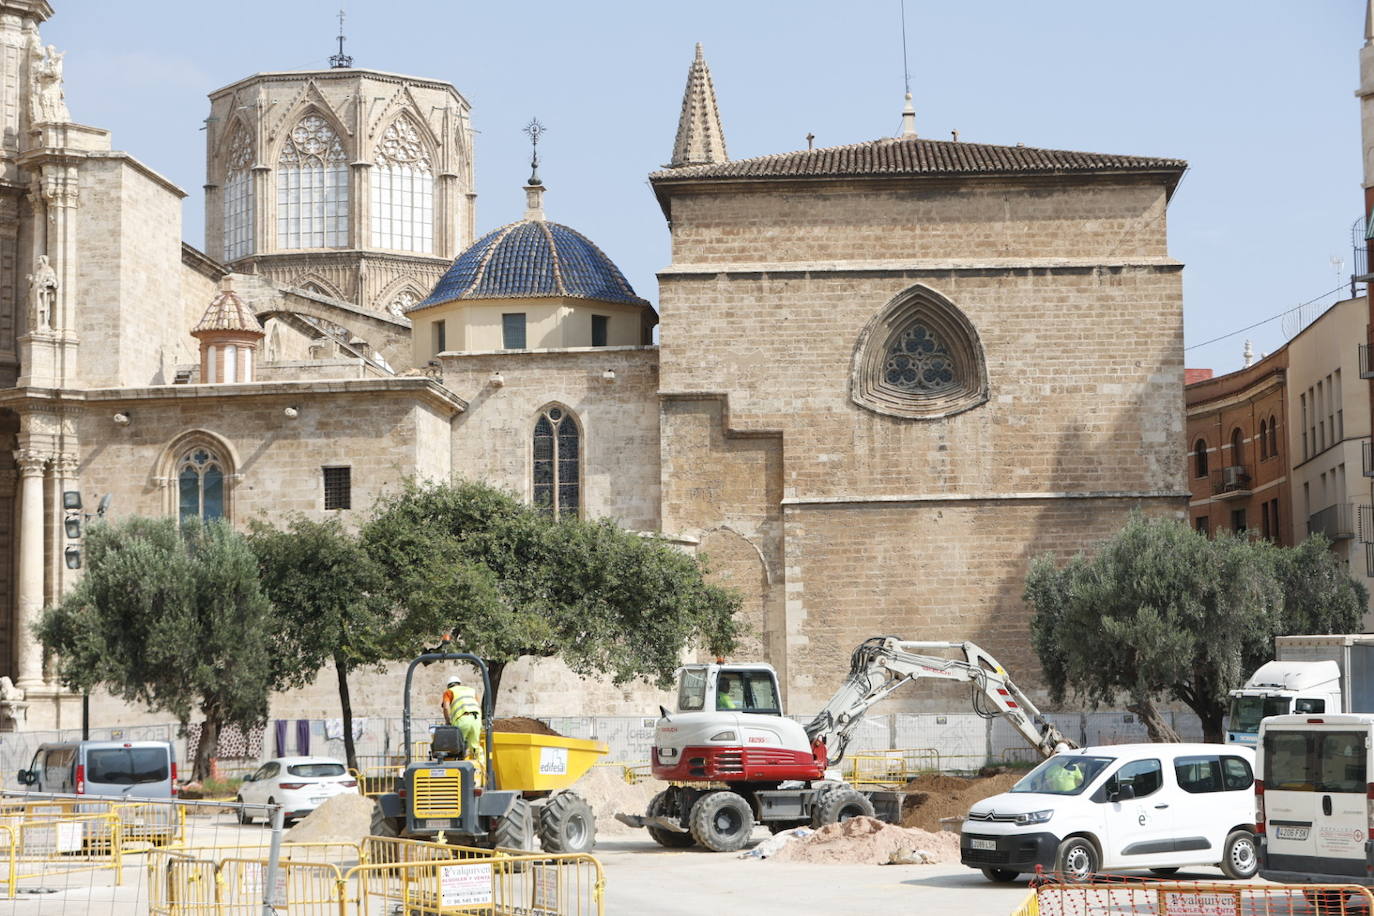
[768,816,960,865]
[898,771,1022,832]
[285,793,376,844]
[491,717,562,736]
[567,767,667,836]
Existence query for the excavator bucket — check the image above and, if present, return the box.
[613,812,688,833]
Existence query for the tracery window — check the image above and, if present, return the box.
[178,448,226,523]
[387,289,419,318]
[223,124,255,261]
[277,115,348,249]
[371,116,434,253]
[851,284,988,419]
[532,406,580,519]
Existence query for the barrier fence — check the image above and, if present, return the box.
[1018,878,1374,915]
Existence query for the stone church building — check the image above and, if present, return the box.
[0,2,1188,731]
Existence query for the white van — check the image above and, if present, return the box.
[960,744,1258,882]
[17,740,177,798]
[1256,713,1374,885]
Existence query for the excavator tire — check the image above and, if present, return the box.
[812,787,874,827]
[537,791,596,853]
[689,791,755,853]
[492,797,535,852]
[369,801,402,839]
[646,790,694,849]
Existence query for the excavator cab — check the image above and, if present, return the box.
[676,663,784,715]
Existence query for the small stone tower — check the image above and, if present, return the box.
[191,277,264,384]
[668,44,727,168]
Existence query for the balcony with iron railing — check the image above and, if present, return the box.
[1309,502,1356,541]
[1211,466,1252,500]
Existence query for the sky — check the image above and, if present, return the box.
[41,1,1369,375]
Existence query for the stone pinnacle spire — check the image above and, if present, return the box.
[1367,0,1373,44]
[668,43,728,168]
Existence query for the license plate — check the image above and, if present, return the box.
[1275,825,1310,841]
[310,797,327,805]
[970,838,997,850]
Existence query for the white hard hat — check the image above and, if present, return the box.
[447,675,462,687]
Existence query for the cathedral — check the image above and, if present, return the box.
[0,2,1188,731]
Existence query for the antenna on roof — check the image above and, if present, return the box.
[330,9,353,69]
[898,0,916,138]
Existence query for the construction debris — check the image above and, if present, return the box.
[285,793,376,844]
[741,827,813,859]
[491,717,562,736]
[898,771,1022,832]
[767,816,960,865]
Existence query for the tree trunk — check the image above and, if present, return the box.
[334,652,357,772]
[193,711,221,782]
[486,659,506,711]
[1125,698,1181,743]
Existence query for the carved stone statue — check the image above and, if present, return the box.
[0,676,21,702]
[26,254,56,331]
[29,37,68,124]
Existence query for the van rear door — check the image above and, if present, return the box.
[1262,727,1368,875]
[82,745,172,798]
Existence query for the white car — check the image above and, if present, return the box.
[235,756,358,824]
[960,743,1259,883]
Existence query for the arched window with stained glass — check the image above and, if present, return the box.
[532,406,580,519]
[371,115,434,253]
[178,448,226,523]
[223,123,255,261]
[277,114,349,249]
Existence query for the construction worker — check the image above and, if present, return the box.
[1047,760,1084,793]
[442,675,485,769]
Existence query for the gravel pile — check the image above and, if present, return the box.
[899,771,1022,832]
[767,816,961,865]
[285,793,376,844]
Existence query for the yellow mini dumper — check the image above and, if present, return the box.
[371,650,608,853]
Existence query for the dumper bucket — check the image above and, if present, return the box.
[489,732,609,792]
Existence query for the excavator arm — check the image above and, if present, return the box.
[803,636,1076,765]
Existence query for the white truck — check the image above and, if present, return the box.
[1226,635,1374,747]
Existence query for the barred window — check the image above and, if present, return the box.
[277,115,348,249]
[178,449,226,523]
[371,116,434,253]
[223,124,254,261]
[533,406,579,519]
[503,313,527,350]
[323,466,351,510]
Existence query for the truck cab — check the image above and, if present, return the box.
[1228,660,1340,746]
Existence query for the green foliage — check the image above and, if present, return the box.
[37,518,277,776]
[361,480,741,693]
[1026,513,1365,742]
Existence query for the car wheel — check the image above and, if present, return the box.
[1054,836,1099,883]
[688,791,755,853]
[1219,829,1258,880]
[982,868,1019,883]
[1148,867,1179,877]
[235,796,252,826]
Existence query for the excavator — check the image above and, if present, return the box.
[617,635,1076,852]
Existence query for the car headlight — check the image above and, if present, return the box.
[1015,809,1054,826]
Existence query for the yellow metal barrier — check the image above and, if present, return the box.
[0,812,124,896]
[1026,878,1374,915]
[348,764,403,797]
[844,748,942,785]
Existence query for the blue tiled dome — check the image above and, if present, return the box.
[413,220,649,311]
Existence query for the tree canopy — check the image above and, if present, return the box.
[361,480,742,696]
[1026,513,1367,742]
[37,518,278,779]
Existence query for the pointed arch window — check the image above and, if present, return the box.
[851,284,989,419]
[1268,415,1278,458]
[223,124,255,261]
[371,116,434,253]
[1259,420,1269,460]
[178,448,226,523]
[1194,438,1209,478]
[532,406,580,519]
[277,115,349,249]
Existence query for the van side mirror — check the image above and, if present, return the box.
[15,769,31,786]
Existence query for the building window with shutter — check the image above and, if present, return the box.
[532,405,580,519]
[323,466,351,510]
[591,315,608,347]
[502,313,527,349]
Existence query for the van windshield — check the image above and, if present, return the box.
[1011,756,1113,796]
[1230,696,1291,733]
[86,748,168,785]
[1264,730,1367,793]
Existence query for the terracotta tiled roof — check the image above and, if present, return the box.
[192,281,264,336]
[651,136,1186,183]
